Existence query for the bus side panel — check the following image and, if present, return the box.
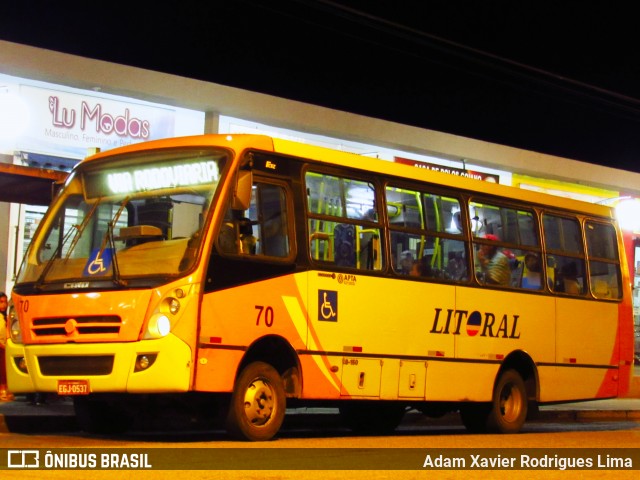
[424,360,496,402]
[614,297,634,398]
[193,348,245,393]
[306,272,455,400]
[552,298,620,401]
[195,273,312,392]
[453,287,555,402]
[617,230,634,398]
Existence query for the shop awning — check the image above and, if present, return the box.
[0,163,68,206]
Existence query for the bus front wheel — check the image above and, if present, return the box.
[225,361,286,441]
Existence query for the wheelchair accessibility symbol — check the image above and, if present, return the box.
[83,248,114,277]
[318,290,338,322]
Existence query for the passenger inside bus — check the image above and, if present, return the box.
[399,250,414,275]
[445,251,466,281]
[559,262,581,294]
[409,257,432,277]
[521,253,542,289]
[476,234,511,286]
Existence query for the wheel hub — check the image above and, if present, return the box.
[499,382,523,422]
[243,379,275,426]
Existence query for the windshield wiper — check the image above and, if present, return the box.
[94,196,129,287]
[34,223,79,290]
[35,199,102,290]
[64,199,102,260]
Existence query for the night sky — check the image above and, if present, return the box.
[2,1,640,173]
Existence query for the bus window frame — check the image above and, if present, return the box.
[584,218,623,300]
[540,210,624,302]
[384,180,470,282]
[469,196,543,290]
[541,211,588,297]
[303,165,384,271]
[215,174,297,263]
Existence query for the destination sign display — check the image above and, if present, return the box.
[83,157,221,197]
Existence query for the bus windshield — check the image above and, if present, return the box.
[16,148,228,289]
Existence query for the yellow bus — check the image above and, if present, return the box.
[6,134,634,440]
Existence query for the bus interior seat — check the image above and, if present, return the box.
[592,279,611,298]
[334,223,356,267]
[137,201,172,239]
[238,217,256,254]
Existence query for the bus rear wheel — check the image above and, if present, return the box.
[460,369,528,434]
[225,361,286,441]
[487,369,528,433]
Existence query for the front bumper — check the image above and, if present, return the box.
[6,334,192,394]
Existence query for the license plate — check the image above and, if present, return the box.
[57,380,90,395]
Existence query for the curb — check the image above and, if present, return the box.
[538,410,640,423]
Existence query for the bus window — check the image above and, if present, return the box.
[470,201,538,245]
[218,181,291,258]
[386,186,467,281]
[33,192,210,281]
[586,221,622,299]
[543,214,586,295]
[470,201,541,289]
[37,198,121,263]
[306,171,381,270]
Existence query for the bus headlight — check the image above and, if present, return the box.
[8,304,22,344]
[145,314,171,339]
[14,357,28,374]
[142,284,197,340]
[167,297,180,315]
[134,353,158,372]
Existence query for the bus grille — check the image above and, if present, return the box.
[38,355,114,376]
[32,316,122,337]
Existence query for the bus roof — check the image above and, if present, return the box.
[270,137,615,219]
[82,133,615,219]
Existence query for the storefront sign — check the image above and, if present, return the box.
[18,85,176,156]
[394,157,500,183]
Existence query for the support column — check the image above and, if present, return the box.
[204,111,220,134]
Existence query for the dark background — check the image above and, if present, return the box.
[2,1,640,173]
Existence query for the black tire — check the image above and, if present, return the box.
[459,402,491,433]
[460,369,528,434]
[225,361,286,441]
[339,401,406,434]
[73,397,131,434]
[487,369,528,433]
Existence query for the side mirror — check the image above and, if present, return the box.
[232,169,253,211]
